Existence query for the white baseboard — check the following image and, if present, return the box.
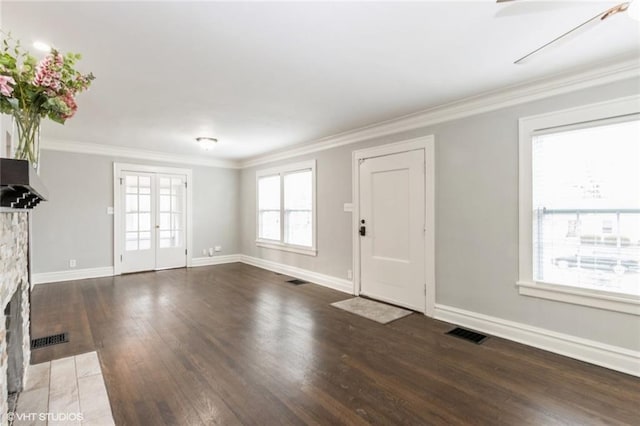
[191,254,242,267]
[33,255,241,284]
[32,266,115,285]
[434,304,640,377]
[239,255,353,294]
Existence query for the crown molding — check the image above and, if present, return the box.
[240,57,640,168]
[40,138,241,169]
[38,58,639,170]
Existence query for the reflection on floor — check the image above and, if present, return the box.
[13,351,114,426]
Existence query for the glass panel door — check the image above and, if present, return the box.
[121,172,156,273]
[119,171,187,273]
[156,174,187,269]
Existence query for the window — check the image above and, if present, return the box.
[518,96,640,315]
[256,160,316,255]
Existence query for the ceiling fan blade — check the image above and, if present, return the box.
[514,2,630,64]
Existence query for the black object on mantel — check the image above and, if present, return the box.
[0,159,48,209]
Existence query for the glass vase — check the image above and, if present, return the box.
[12,111,41,173]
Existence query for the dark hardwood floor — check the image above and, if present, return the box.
[30,263,640,425]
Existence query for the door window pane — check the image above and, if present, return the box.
[139,194,151,212]
[125,195,138,212]
[160,195,170,212]
[172,213,182,231]
[160,213,170,230]
[125,175,138,190]
[139,176,151,188]
[139,213,151,231]
[126,214,138,232]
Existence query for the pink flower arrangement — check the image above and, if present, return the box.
[0,33,94,166]
[33,51,63,93]
[60,91,78,119]
[0,75,15,97]
[0,35,94,124]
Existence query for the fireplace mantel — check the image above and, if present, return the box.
[0,159,48,210]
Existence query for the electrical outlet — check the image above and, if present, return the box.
[202,249,207,256]
[214,246,222,252]
[347,269,353,280]
[208,248,214,257]
[69,259,77,268]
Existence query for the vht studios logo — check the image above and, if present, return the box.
[8,411,85,422]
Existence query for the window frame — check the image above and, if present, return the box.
[518,95,640,316]
[256,160,317,256]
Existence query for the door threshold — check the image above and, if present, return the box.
[121,265,187,275]
[154,265,187,271]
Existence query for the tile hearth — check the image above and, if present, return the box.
[13,352,114,426]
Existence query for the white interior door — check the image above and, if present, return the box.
[156,174,187,269]
[122,172,156,273]
[120,171,187,273]
[359,149,426,311]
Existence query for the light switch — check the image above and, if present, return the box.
[343,203,353,212]
[107,207,114,215]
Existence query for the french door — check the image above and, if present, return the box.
[119,170,187,273]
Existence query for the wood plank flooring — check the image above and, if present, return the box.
[30,263,640,425]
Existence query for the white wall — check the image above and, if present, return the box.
[239,77,640,352]
[31,150,239,274]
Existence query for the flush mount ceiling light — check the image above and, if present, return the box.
[196,137,218,150]
[32,41,52,52]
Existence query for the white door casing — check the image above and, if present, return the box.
[114,163,193,275]
[352,136,435,316]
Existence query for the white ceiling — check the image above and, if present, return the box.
[3,1,639,160]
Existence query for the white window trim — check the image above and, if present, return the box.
[518,95,640,315]
[255,160,317,256]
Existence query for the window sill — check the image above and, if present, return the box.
[256,240,317,257]
[517,280,640,315]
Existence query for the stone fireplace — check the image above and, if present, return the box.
[0,212,31,424]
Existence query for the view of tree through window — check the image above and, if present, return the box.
[532,118,640,296]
